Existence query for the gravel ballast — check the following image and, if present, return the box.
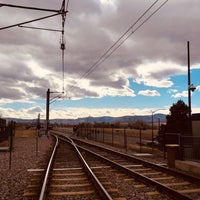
[0,135,53,200]
[0,133,169,200]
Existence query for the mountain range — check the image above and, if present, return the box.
[4,114,166,125]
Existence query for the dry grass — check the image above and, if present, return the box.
[89,127,157,140]
[82,127,162,155]
[0,129,37,149]
[15,128,37,137]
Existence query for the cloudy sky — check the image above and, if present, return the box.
[0,0,200,120]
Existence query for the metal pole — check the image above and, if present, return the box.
[124,127,127,151]
[112,126,114,146]
[187,41,191,117]
[152,111,154,152]
[9,121,14,170]
[187,41,192,135]
[139,128,142,153]
[46,89,50,135]
[36,113,40,156]
[103,126,105,143]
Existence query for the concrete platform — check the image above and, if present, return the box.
[133,153,152,157]
[0,147,9,151]
[175,160,200,176]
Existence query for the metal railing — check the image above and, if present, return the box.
[180,136,200,162]
[163,133,200,162]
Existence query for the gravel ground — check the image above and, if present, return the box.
[0,135,53,200]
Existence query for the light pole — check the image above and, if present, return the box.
[187,41,196,135]
[46,88,64,135]
[151,109,165,152]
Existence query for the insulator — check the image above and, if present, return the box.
[60,43,65,50]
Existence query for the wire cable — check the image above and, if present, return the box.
[66,0,168,96]
[77,0,159,82]
[50,0,70,105]
[0,3,60,12]
[0,12,65,30]
[60,0,70,94]
[83,0,169,79]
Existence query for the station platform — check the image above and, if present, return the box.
[175,160,200,177]
[0,147,9,151]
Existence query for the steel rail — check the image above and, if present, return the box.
[39,135,58,200]
[72,137,200,183]
[51,133,113,200]
[76,144,193,200]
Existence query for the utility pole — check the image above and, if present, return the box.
[187,41,191,130]
[36,113,40,155]
[46,88,50,135]
[187,41,196,135]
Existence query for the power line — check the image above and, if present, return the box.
[60,0,70,93]
[18,25,62,32]
[0,3,60,12]
[77,0,159,81]
[50,0,70,105]
[0,1,69,102]
[66,0,168,96]
[84,0,169,79]
[0,12,64,30]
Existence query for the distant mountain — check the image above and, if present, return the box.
[4,114,166,125]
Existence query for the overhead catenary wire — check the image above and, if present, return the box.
[60,0,68,93]
[65,0,168,97]
[0,1,167,105]
[0,3,60,12]
[84,0,169,78]
[0,0,70,104]
[0,12,66,30]
[18,25,62,32]
[51,0,70,104]
[77,0,159,82]
[49,0,70,104]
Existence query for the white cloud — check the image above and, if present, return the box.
[168,89,178,94]
[171,90,188,98]
[67,72,136,99]
[135,61,185,88]
[0,0,200,119]
[53,106,170,119]
[100,0,117,6]
[138,90,160,97]
[0,106,44,119]
[196,85,200,91]
[0,105,170,119]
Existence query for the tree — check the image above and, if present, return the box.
[165,100,189,134]
[132,120,150,130]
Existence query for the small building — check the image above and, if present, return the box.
[0,118,6,133]
[192,113,200,136]
[0,118,7,142]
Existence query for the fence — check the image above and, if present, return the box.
[180,136,200,162]
[0,118,7,142]
[163,133,200,162]
[0,121,15,150]
[76,126,158,153]
[76,127,200,162]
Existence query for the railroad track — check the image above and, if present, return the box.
[23,135,112,200]
[23,131,200,200]
[69,136,200,200]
